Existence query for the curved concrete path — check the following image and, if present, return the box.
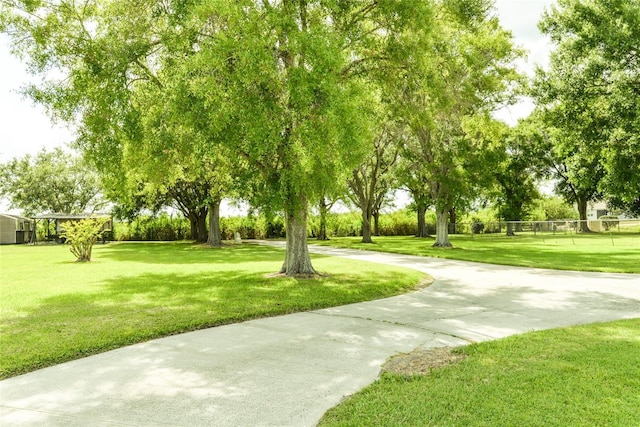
[1,242,639,426]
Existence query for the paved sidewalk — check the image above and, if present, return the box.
[1,243,639,426]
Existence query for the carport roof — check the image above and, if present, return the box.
[33,213,111,220]
[0,213,33,221]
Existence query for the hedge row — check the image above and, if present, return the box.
[112,205,583,242]
[113,209,432,241]
[115,214,191,241]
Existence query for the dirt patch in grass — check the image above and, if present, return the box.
[382,346,466,375]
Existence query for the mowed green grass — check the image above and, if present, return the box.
[320,318,640,427]
[315,233,640,273]
[0,242,427,379]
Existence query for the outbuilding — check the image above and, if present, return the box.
[0,214,35,244]
[33,213,113,243]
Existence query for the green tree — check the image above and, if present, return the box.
[396,134,433,238]
[0,148,104,216]
[534,0,640,216]
[182,1,434,274]
[2,0,436,274]
[390,1,522,247]
[493,123,540,235]
[347,121,399,244]
[1,0,231,245]
[524,107,605,232]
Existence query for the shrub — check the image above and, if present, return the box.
[377,209,425,236]
[471,219,485,234]
[600,215,619,231]
[220,214,286,240]
[60,218,110,262]
[115,214,190,241]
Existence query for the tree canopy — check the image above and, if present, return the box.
[533,0,640,217]
[5,0,611,268]
[1,0,437,274]
[0,148,104,216]
[389,0,523,246]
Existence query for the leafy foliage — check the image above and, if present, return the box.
[0,148,103,216]
[389,0,523,247]
[60,217,110,262]
[529,196,578,221]
[534,0,640,216]
[347,120,400,243]
[491,123,541,234]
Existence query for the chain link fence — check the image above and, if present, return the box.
[449,219,640,244]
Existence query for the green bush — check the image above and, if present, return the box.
[377,209,427,236]
[113,209,435,241]
[471,219,485,234]
[599,215,619,231]
[220,214,286,240]
[307,209,430,238]
[115,214,190,241]
[60,218,110,262]
[462,208,500,233]
[529,196,578,221]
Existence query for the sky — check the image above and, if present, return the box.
[0,0,556,212]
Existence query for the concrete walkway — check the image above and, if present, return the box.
[1,242,639,426]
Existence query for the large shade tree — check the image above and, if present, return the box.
[1,0,231,245]
[389,0,522,247]
[492,122,541,236]
[0,148,104,216]
[534,0,640,216]
[1,0,436,274]
[347,120,399,244]
[396,133,433,238]
[180,0,434,274]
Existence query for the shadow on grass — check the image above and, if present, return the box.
[0,265,415,379]
[95,242,301,265]
[319,318,640,427]
[316,235,640,273]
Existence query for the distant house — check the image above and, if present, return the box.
[0,214,34,244]
[586,201,609,220]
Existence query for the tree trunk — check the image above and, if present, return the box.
[433,207,452,247]
[279,195,316,276]
[317,197,329,240]
[416,204,430,238]
[506,222,515,236]
[361,208,373,243]
[373,211,380,236]
[188,216,198,240]
[448,207,457,234]
[577,198,591,232]
[207,199,222,246]
[196,208,208,242]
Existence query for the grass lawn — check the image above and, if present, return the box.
[314,233,640,273]
[0,242,427,379]
[320,318,640,427]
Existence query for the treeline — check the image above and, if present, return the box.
[114,196,579,241]
[114,211,423,241]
